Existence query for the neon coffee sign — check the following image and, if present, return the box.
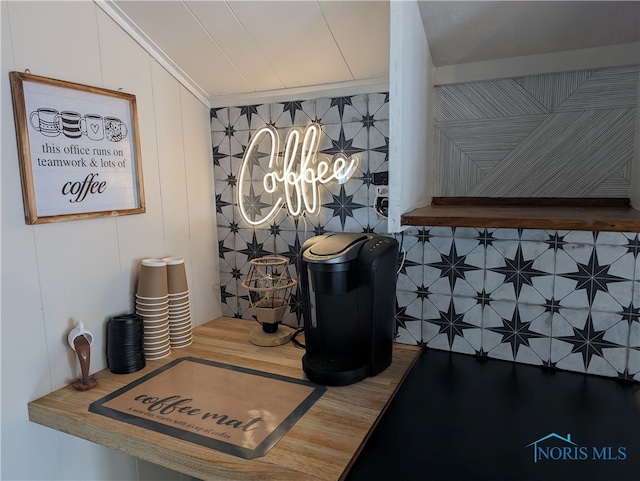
[238,123,358,226]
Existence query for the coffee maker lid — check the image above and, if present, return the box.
[303,233,371,264]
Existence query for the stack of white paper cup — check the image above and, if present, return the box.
[136,259,171,360]
[164,257,192,348]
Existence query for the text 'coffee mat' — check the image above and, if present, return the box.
[90,357,326,459]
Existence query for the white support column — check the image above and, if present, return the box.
[388,0,434,232]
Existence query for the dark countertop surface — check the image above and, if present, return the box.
[347,348,640,481]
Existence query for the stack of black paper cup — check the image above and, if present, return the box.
[107,313,145,374]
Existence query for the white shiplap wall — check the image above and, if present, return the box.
[1,2,220,480]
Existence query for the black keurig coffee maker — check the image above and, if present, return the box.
[299,233,399,386]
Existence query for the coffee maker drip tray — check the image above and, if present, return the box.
[302,353,369,386]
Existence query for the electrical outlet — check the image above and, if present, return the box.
[374,186,389,218]
[375,196,389,218]
[371,171,389,185]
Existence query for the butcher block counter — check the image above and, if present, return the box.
[28,317,421,481]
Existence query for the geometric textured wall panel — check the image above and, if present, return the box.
[554,65,640,111]
[515,69,593,111]
[433,79,549,121]
[432,128,485,196]
[434,65,640,197]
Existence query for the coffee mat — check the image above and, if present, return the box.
[89,357,326,459]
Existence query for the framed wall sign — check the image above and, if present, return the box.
[9,71,145,224]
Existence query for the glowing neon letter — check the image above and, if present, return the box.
[238,126,282,226]
[237,123,358,226]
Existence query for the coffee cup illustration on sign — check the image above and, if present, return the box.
[82,114,104,141]
[104,116,128,142]
[29,107,61,137]
[60,110,82,139]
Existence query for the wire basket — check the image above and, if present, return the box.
[241,256,297,324]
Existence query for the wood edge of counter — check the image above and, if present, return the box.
[27,395,324,481]
[339,345,423,481]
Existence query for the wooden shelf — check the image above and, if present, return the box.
[28,317,421,481]
[401,198,640,232]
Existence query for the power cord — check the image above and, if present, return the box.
[291,327,305,348]
[395,231,406,275]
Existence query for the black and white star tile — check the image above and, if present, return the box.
[622,232,640,260]
[311,123,369,231]
[211,129,231,165]
[423,293,482,354]
[228,130,249,179]
[228,104,271,131]
[316,95,368,125]
[210,107,229,132]
[235,228,274,273]
[482,301,551,365]
[320,184,369,232]
[217,227,240,320]
[621,233,640,381]
[367,122,388,171]
[219,270,239,319]
[424,234,485,298]
[366,123,389,233]
[628,320,640,381]
[626,234,640,309]
[550,308,629,376]
[273,229,305,272]
[618,300,640,381]
[218,229,236,269]
[485,240,555,304]
[554,243,634,312]
[368,92,389,122]
[395,289,423,345]
[272,100,315,129]
[213,144,236,226]
[393,228,427,345]
[319,122,368,173]
[396,228,424,293]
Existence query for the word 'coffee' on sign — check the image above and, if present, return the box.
[238,123,358,226]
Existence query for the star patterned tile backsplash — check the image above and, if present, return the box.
[212,91,639,383]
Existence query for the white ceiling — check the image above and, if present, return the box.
[109,0,390,103]
[105,1,640,105]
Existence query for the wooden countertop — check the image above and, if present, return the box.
[28,317,421,481]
